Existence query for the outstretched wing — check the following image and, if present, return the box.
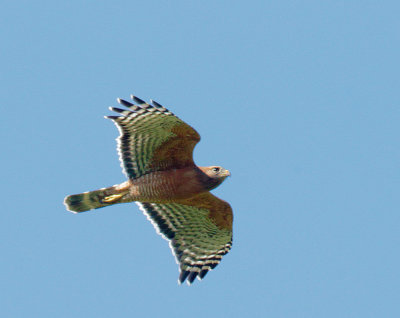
[106,96,201,179]
[137,192,233,285]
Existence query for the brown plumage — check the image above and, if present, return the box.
[64,95,233,284]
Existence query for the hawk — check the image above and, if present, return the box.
[64,95,233,285]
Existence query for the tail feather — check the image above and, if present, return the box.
[64,183,130,213]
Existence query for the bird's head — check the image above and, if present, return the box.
[199,166,231,190]
[206,166,231,178]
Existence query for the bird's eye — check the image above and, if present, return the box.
[212,167,220,173]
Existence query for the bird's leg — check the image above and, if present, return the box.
[102,193,126,203]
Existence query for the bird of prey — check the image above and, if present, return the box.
[64,95,233,285]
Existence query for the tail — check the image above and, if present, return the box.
[64,182,130,213]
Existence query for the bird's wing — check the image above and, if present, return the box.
[106,96,201,179]
[137,192,233,284]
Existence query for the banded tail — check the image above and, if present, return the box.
[64,182,130,213]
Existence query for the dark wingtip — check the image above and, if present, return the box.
[131,95,146,105]
[105,115,120,120]
[178,270,190,284]
[187,271,198,284]
[210,262,218,269]
[150,99,163,108]
[117,98,134,107]
[109,107,127,114]
[199,269,209,280]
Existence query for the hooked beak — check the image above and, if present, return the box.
[224,169,231,177]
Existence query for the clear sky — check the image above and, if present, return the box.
[1,1,399,317]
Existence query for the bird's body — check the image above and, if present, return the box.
[127,166,228,202]
[67,166,228,210]
[64,95,233,284]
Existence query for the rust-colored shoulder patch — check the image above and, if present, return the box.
[149,122,201,170]
[178,192,233,230]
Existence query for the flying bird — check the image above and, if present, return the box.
[64,95,233,285]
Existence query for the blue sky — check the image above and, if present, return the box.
[1,1,399,317]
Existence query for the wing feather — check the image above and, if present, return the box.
[137,192,233,285]
[106,96,201,179]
